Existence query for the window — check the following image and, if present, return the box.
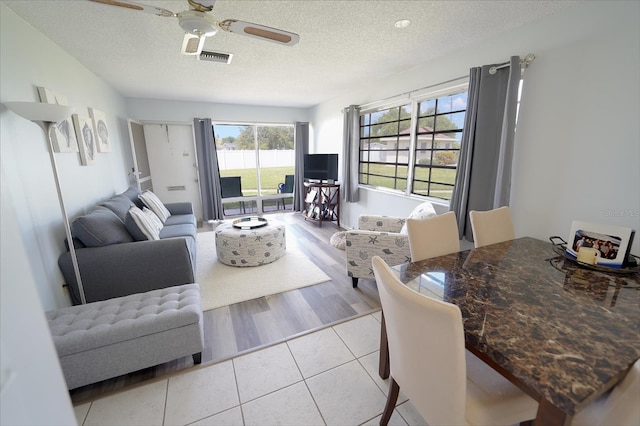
[359,88,467,200]
[214,123,294,215]
[359,105,412,191]
[413,93,466,199]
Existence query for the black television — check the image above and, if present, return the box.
[304,153,338,182]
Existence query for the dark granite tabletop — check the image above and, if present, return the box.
[392,237,640,417]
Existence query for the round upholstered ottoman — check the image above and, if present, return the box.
[215,220,286,267]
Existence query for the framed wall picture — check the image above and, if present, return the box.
[37,87,79,153]
[88,107,111,152]
[566,220,635,268]
[72,114,97,166]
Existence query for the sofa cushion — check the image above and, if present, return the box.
[164,214,196,227]
[72,206,133,247]
[101,194,136,222]
[159,223,197,240]
[121,186,144,208]
[126,206,161,240]
[139,190,171,223]
[400,201,437,234]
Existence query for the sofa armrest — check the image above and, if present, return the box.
[58,238,195,305]
[345,230,411,280]
[165,202,194,216]
[358,215,405,233]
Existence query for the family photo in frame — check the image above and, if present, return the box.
[566,220,635,268]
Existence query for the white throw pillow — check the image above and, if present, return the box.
[128,206,161,240]
[400,201,437,234]
[143,207,163,234]
[139,190,171,223]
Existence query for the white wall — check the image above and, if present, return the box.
[127,98,309,124]
[1,171,76,426]
[1,4,133,310]
[310,1,640,257]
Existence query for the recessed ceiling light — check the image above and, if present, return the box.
[394,19,411,29]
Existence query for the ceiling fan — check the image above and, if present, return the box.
[89,0,300,56]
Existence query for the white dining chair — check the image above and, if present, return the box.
[406,211,460,262]
[372,256,538,426]
[571,358,640,426]
[469,206,515,248]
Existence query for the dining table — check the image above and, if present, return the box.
[378,237,640,426]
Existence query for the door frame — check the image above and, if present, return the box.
[127,119,153,191]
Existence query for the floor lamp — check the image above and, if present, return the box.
[3,101,87,304]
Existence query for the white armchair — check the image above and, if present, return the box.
[345,215,411,288]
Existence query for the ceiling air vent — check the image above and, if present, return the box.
[198,50,233,64]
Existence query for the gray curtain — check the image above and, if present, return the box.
[293,122,309,211]
[194,118,224,221]
[450,56,521,240]
[342,105,360,202]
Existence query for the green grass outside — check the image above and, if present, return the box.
[361,163,456,200]
[220,166,294,196]
[220,163,455,199]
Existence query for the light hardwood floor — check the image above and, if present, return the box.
[70,211,381,404]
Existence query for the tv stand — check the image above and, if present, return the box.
[303,182,340,227]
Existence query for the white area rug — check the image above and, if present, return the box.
[196,230,331,311]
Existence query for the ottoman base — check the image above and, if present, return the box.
[215,220,286,267]
[46,284,204,389]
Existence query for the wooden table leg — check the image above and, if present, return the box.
[379,311,390,379]
[533,397,570,426]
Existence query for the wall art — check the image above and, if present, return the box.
[72,114,97,166]
[37,87,78,153]
[88,107,111,152]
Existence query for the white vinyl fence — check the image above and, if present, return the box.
[217,149,294,170]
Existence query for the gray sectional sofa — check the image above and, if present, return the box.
[58,187,197,304]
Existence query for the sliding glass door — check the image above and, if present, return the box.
[215,123,294,215]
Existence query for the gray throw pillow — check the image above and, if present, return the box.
[71,206,134,247]
[121,186,144,208]
[100,194,135,222]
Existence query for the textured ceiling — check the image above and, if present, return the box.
[3,0,576,108]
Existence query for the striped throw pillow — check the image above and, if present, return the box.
[139,190,171,223]
[143,207,163,234]
[127,206,160,240]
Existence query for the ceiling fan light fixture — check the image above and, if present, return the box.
[178,10,218,37]
[181,33,206,55]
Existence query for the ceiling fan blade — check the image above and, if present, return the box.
[218,20,299,46]
[88,0,176,17]
[187,0,217,12]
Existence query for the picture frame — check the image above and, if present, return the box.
[566,220,635,268]
[88,107,111,152]
[72,114,97,166]
[37,87,78,153]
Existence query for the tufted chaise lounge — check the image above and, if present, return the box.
[46,284,204,390]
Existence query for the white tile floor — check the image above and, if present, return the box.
[72,311,428,426]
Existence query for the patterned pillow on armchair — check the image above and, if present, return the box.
[400,201,437,234]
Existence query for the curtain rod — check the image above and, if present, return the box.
[349,53,536,112]
[349,74,469,112]
[489,53,536,75]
